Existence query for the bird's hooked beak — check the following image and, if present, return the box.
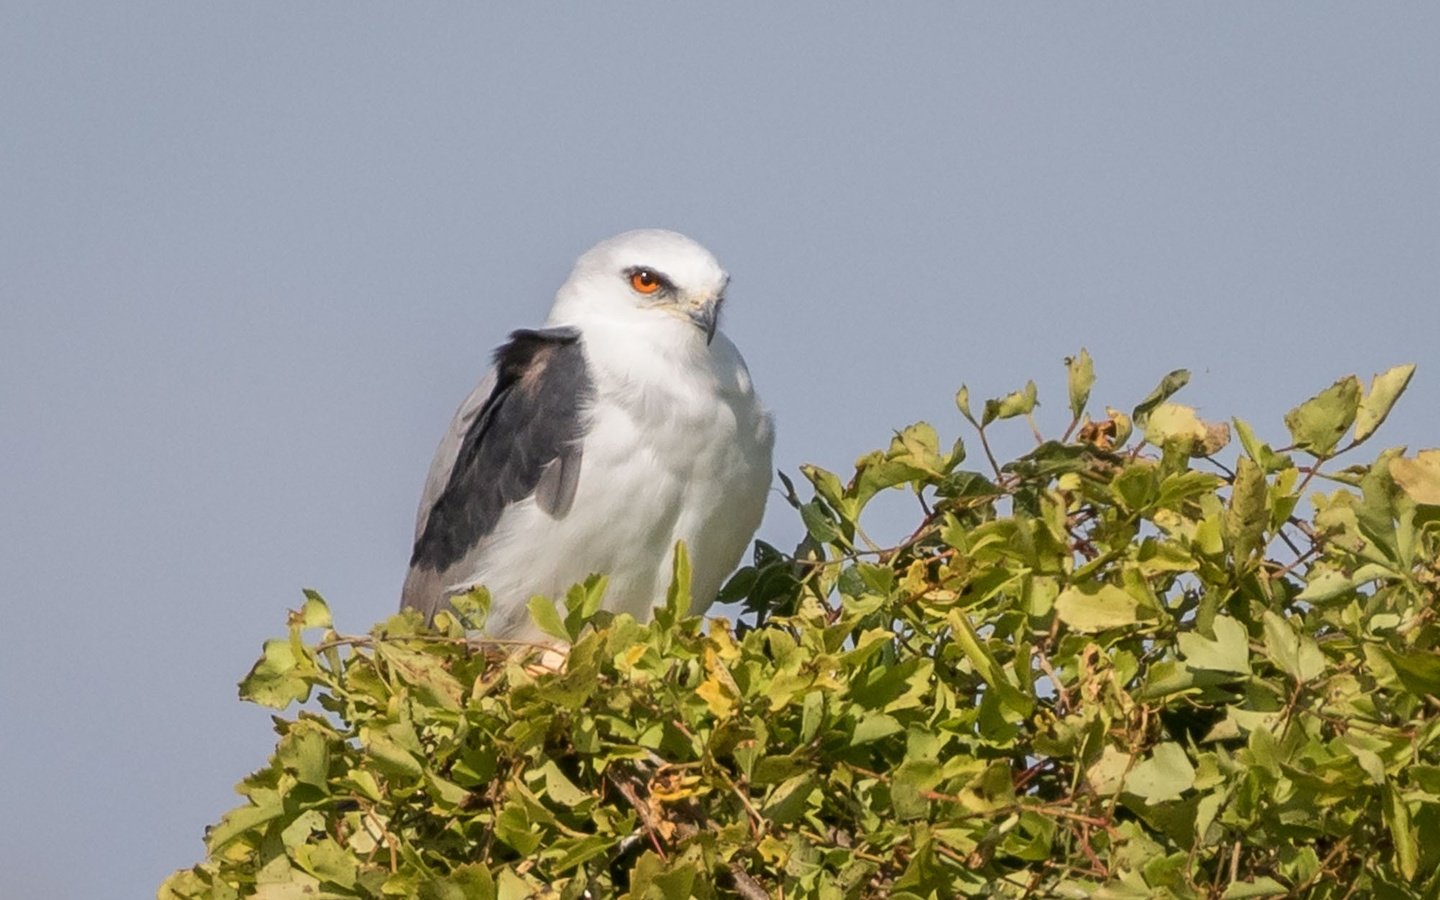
[686,293,722,345]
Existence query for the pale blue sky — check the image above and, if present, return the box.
[2,5,1437,896]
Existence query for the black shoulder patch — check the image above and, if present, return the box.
[409,327,592,573]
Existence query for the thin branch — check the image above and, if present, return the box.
[726,863,770,900]
[977,425,1003,479]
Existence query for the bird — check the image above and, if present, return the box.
[401,229,775,644]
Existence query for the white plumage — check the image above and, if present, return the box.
[402,230,774,643]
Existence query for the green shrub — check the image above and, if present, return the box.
[162,357,1440,899]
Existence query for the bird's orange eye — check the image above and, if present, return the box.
[630,270,663,294]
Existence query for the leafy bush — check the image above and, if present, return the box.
[162,356,1440,899]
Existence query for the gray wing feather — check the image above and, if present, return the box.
[413,368,498,543]
[534,448,583,517]
[403,328,592,618]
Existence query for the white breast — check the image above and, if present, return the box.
[458,316,774,642]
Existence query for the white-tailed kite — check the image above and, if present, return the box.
[402,230,775,642]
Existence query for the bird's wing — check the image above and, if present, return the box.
[412,367,497,543]
[404,327,592,614]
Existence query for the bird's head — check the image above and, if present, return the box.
[549,229,730,345]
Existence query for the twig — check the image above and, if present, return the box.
[978,426,1003,480]
[727,863,770,900]
[606,770,668,859]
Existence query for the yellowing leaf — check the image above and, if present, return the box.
[1354,363,1415,444]
[695,676,736,718]
[1390,450,1440,506]
[1105,407,1134,447]
[1143,403,1207,450]
[1199,419,1231,456]
[1086,745,1130,796]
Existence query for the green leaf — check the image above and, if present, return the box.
[656,539,693,628]
[851,712,903,745]
[801,462,848,510]
[204,796,286,853]
[982,380,1038,425]
[1066,349,1095,420]
[380,643,465,709]
[1177,616,1249,675]
[1233,418,1290,472]
[538,760,590,807]
[295,590,333,630]
[238,639,312,709]
[1224,457,1267,563]
[362,730,424,780]
[447,586,491,630]
[762,772,817,825]
[1261,611,1324,683]
[1354,363,1415,444]
[887,421,950,478]
[1220,878,1288,899]
[494,803,542,857]
[1132,369,1191,426]
[420,865,495,900]
[800,499,843,543]
[294,838,357,889]
[526,595,570,643]
[277,722,330,788]
[1283,375,1361,457]
[1378,647,1440,696]
[1384,783,1419,881]
[890,759,942,821]
[563,574,609,638]
[1054,584,1140,633]
[1294,568,1358,603]
[854,453,931,509]
[947,610,1034,715]
[775,469,802,509]
[1125,742,1195,804]
[955,384,977,426]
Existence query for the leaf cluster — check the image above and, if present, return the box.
[162,358,1440,899]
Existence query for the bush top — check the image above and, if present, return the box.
[162,357,1440,899]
